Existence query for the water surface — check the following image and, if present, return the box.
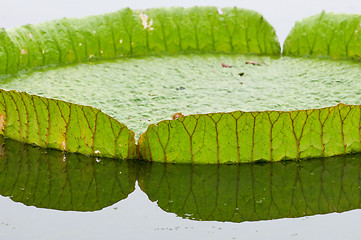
[1,137,361,240]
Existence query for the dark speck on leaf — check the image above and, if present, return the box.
[238,72,244,77]
[245,61,262,66]
[176,87,185,90]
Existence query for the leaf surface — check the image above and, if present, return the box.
[2,8,361,163]
[0,7,280,76]
[138,103,361,163]
[0,89,137,159]
[283,12,361,59]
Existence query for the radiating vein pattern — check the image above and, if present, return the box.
[138,103,361,164]
[0,7,280,76]
[139,155,361,223]
[0,89,137,159]
[283,12,361,59]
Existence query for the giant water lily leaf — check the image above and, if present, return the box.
[0,7,282,160]
[0,137,137,211]
[7,54,361,140]
[134,12,361,163]
[283,12,361,59]
[1,8,361,164]
[138,154,361,222]
[0,89,137,159]
[138,103,361,164]
[0,7,280,76]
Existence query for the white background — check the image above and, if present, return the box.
[1,0,361,45]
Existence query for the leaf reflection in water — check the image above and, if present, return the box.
[0,137,137,211]
[139,155,361,222]
[1,136,361,223]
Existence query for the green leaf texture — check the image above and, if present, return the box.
[0,137,137,211]
[139,154,361,222]
[283,12,361,59]
[0,89,137,159]
[138,103,361,164]
[0,7,280,76]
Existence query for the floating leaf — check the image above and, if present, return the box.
[0,89,137,159]
[2,8,361,164]
[139,154,361,222]
[0,7,281,159]
[0,137,137,211]
[0,7,280,76]
[138,103,361,164]
[283,12,361,59]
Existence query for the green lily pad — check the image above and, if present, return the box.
[1,7,361,163]
[284,11,361,59]
[4,55,361,138]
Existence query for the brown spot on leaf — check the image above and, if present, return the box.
[172,112,184,120]
[221,63,232,68]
